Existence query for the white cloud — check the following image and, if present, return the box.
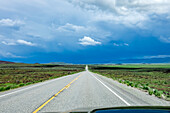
[79,36,101,46]
[56,23,86,32]
[2,41,16,45]
[1,38,37,46]
[0,51,23,58]
[1,39,36,46]
[113,43,119,46]
[143,55,170,59]
[124,43,129,46]
[17,39,36,46]
[113,43,129,46]
[159,36,170,43]
[0,18,24,27]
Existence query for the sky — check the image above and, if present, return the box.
[0,0,170,64]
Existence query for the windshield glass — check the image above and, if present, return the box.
[0,0,169,113]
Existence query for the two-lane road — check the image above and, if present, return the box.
[0,70,169,113]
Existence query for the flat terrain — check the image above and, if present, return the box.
[99,64,170,68]
[0,64,84,92]
[0,70,169,113]
[89,64,170,100]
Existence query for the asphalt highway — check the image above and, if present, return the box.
[0,68,169,113]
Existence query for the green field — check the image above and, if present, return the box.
[0,63,85,92]
[89,64,170,100]
[96,64,170,68]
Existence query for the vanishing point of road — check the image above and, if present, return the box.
[0,66,169,113]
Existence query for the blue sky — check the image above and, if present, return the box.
[0,0,170,64]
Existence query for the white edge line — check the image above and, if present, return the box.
[88,71,131,106]
[0,72,81,98]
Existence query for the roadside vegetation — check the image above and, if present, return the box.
[89,64,170,101]
[0,63,84,92]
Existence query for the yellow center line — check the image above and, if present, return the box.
[33,74,82,113]
[66,84,71,89]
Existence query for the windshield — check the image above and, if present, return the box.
[0,0,169,113]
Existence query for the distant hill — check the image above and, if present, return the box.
[0,60,15,64]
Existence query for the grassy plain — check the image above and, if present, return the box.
[0,63,84,92]
[89,64,170,100]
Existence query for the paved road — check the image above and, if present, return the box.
[0,70,169,113]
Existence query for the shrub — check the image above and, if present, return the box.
[129,82,134,87]
[157,92,162,97]
[135,83,139,88]
[16,85,20,88]
[154,89,158,95]
[123,81,127,84]
[154,89,162,97]
[19,83,25,87]
[164,91,169,95]
[167,95,170,98]
[159,91,163,95]
[126,80,130,83]
[4,86,11,90]
[125,80,130,86]
[26,82,32,85]
[146,83,149,86]
[148,88,153,95]
[129,82,132,85]
[11,85,18,89]
[164,81,167,84]
[0,87,5,91]
[143,85,149,90]
[130,82,134,87]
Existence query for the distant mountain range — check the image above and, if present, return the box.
[0,60,15,64]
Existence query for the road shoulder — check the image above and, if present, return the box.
[91,72,170,106]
